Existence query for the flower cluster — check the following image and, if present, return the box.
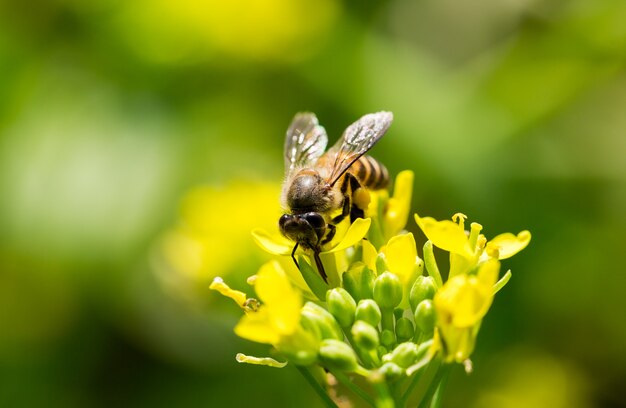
[211,170,530,407]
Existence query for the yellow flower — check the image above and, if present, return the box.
[116,0,340,64]
[211,261,319,365]
[368,170,414,247]
[155,181,280,298]
[433,259,500,363]
[234,261,302,345]
[415,213,531,277]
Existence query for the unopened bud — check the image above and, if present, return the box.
[301,302,343,340]
[395,317,415,343]
[390,342,419,368]
[318,339,359,372]
[381,329,396,348]
[373,272,402,309]
[351,320,379,350]
[327,288,356,328]
[409,275,437,312]
[376,252,388,275]
[379,362,404,381]
[355,299,382,327]
[342,263,374,301]
[414,299,436,333]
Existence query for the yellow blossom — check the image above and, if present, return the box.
[234,261,302,345]
[156,181,280,298]
[433,259,500,363]
[415,213,531,277]
[368,170,414,247]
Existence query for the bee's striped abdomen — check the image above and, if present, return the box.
[354,155,389,190]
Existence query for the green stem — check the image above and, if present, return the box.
[401,355,441,407]
[423,241,443,287]
[332,370,376,408]
[296,365,338,408]
[371,378,395,408]
[381,308,394,333]
[417,362,449,408]
[429,365,451,408]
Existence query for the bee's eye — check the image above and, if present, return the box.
[279,214,290,229]
[303,212,325,229]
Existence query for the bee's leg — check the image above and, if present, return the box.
[291,243,300,269]
[331,176,354,224]
[346,173,366,222]
[320,223,336,245]
[313,249,328,283]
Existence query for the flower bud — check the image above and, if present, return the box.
[376,252,388,275]
[379,361,404,381]
[373,272,402,309]
[342,263,375,301]
[389,342,419,368]
[414,299,436,333]
[351,320,379,351]
[409,275,437,312]
[318,339,359,372]
[326,288,357,328]
[395,317,414,343]
[301,302,343,341]
[381,329,396,348]
[284,348,318,366]
[355,299,382,327]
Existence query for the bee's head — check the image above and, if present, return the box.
[279,212,326,248]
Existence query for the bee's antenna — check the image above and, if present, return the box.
[313,250,328,283]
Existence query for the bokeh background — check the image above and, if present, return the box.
[1,0,625,407]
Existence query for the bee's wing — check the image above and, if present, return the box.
[325,111,393,186]
[284,112,328,175]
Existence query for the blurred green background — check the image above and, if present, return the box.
[1,0,625,407]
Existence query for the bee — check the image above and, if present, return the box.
[279,111,393,282]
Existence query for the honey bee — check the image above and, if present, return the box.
[279,111,393,282]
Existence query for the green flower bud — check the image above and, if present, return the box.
[379,362,404,381]
[373,272,402,309]
[301,302,343,340]
[355,299,382,327]
[342,263,375,301]
[393,308,404,321]
[376,252,388,275]
[351,320,379,351]
[381,329,395,348]
[389,342,419,368]
[409,276,437,312]
[285,349,318,366]
[326,288,357,328]
[318,339,359,372]
[414,299,436,333]
[395,317,414,343]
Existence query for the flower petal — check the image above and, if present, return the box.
[235,308,281,344]
[251,228,293,255]
[361,239,378,272]
[210,277,247,307]
[487,230,531,260]
[415,214,473,258]
[383,170,414,237]
[328,218,371,253]
[384,233,417,285]
[236,353,287,368]
[255,261,302,336]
